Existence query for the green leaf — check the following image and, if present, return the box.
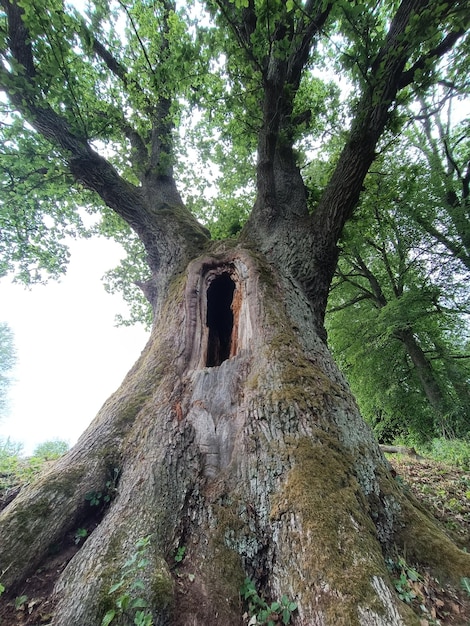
[134,612,153,626]
[131,597,148,609]
[406,568,420,582]
[15,594,28,609]
[116,593,130,610]
[132,580,146,591]
[124,554,138,568]
[461,577,470,598]
[135,536,152,549]
[108,580,126,594]
[101,609,116,626]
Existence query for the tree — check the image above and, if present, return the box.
[0,322,15,419]
[0,1,469,625]
[403,89,470,272]
[326,164,470,442]
[33,439,70,460]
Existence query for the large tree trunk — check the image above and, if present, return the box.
[395,328,451,430]
[0,246,468,626]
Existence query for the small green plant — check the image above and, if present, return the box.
[174,546,186,564]
[386,557,422,604]
[0,582,5,596]
[240,578,297,626]
[461,577,470,597]
[424,438,470,470]
[86,468,120,508]
[86,491,102,506]
[101,535,153,626]
[14,594,28,610]
[74,528,88,545]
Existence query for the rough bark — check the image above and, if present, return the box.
[0,246,468,626]
[244,0,468,334]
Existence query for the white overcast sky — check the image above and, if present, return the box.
[0,236,149,455]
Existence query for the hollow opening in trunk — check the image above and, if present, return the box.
[206,273,236,367]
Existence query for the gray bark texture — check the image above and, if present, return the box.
[0,246,468,626]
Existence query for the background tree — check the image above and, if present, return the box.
[325,76,470,445]
[0,1,469,625]
[32,439,70,460]
[326,159,470,443]
[405,87,470,270]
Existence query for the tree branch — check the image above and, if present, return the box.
[1,0,35,78]
[301,0,467,324]
[212,0,262,74]
[287,2,333,87]
[117,0,157,82]
[0,2,207,277]
[91,37,130,87]
[399,29,467,90]
[327,293,371,313]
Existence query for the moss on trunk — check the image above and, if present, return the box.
[0,246,468,626]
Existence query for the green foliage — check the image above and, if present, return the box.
[33,439,69,460]
[85,467,120,508]
[0,437,70,492]
[0,0,466,333]
[400,91,470,274]
[326,142,470,443]
[423,438,470,470]
[174,546,186,564]
[102,535,153,626]
[0,119,93,284]
[97,210,152,328]
[14,594,28,610]
[0,439,43,489]
[386,557,422,604]
[74,528,88,545]
[0,0,212,294]
[240,578,297,626]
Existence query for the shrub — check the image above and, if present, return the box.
[423,438,470,470]
[33,439,69,460]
